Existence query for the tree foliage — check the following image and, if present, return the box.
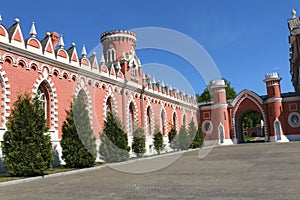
[99,112,130,162]
[190,126,205,149]
[153,127,164,154]
[242,111,262,130]
[197,78,237,102]
[188,118,197,142]
[178,125,191,150]
[2,93,53,176]
[132,127,146,157]
[60,95,96,168]
[168,126,178,151]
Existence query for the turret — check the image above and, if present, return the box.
[264,73,287,142]
[100,30,136,64]
[209,80,232,144]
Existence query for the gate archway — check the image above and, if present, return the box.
[231,90,268,144]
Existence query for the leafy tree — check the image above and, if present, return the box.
[168,126,178,151]
[178,125,191,150]
[188,118,197,142]
[60,95,96,168]
[2,93,53,176]
[190,126,205,148]
[99,112,130,162]
[153,127,164,154]
[242,111,262,130]
[197,78,237,102]
[132,127,146,157]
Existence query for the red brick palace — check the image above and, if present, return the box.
[0,17,198,158]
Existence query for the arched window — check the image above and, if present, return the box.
[219,125,224,144]
[106,97,112,113]
[161,110,166,135]
[128,102,134,136]
[275,121,281,140]
[173,112,177,130]
[145,106,152,135]
[183,114,186,128]
[37,84,50,126]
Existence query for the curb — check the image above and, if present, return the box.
[0,148,202,187]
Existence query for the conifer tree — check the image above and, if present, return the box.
[132,127,146,157]
[190,125,205,149]
[99,112,130,162]
[2,93,53,176]
[188,119,197,142]
[60,95,96,168]
[168,126,178,151]
[178,125,191,150]
[153,126,164,154]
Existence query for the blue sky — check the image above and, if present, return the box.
[0,0,298,96]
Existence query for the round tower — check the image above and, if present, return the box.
[210,80,232,145]
[264,73,288,142]
[100,30,136,64]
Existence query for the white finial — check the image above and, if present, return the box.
[30,22,37,37]
[152,77,156,84]
[14,18,20,23]
[58,34,64,48]
[92,51,96,56]
[292,9,297,18]
[71,42,76,47]
[81,44,87,57]
[0,15,2,24]
[161,81,165,87]
[100,54,105,63]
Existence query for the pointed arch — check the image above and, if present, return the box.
[75,85,92,121]
[103,87,118,118]
[145,104,154,136]
[32,76,58,129]
[160,106,167,135]
[231,90,268,142]
[218,123,225,144]
[274,119,282,141]
[127,95,138,136]
[172,110,178,131]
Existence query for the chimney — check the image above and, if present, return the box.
[50,32,60,49]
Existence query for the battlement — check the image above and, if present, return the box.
[0,16,197,107]
[264,72,281,81]
[100,30,136,43]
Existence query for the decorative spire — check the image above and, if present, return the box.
[152,77,156,84]
[81,44,87,57]
[0,15,2,24]
[30,22,37,37]
[100,54,105,63]
[58,34,64,48]
[14,18,20,24]
[292,9,297,18]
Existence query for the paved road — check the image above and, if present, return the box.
[1,142,300,200]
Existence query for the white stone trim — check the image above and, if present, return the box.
[288,112,300,128]
[32,75,58,129]
[0,65,10,126]
[75,85,92,122]
[202,120,213,134]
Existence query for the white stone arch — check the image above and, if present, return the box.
[51,67,61,77]
[29,60,41,71]
[61,70,71,80]
[274,118,283,141]
[0,65,10,127]
[16,57,29,68]
[32,75,58,130]
[218,123,225,144]
[160,106,168,135]
[127,93,138,135]
[2,53,17,66]
[75,85,92,121]
[172,109,179,131]
[181,109,187,129]
[231,90,268,143]
[103,86,118,118]
[145,100,154,136]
